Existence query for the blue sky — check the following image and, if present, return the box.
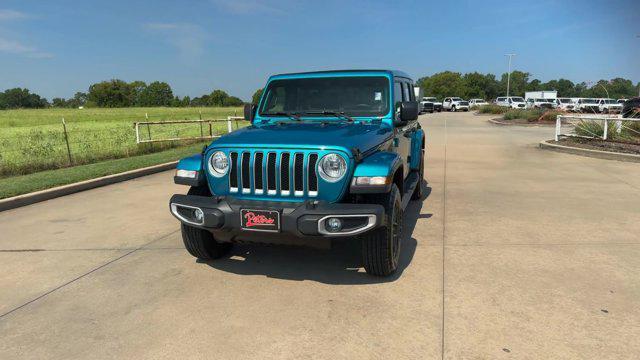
[0,0,638,101]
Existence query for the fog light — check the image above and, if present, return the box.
[326,217,343,232]
[194,208,204,223]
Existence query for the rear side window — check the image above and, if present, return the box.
[402,82,410,102]
[394,82,402,106]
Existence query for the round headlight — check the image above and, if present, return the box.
[208,151,229,177]
[318,153,347,182]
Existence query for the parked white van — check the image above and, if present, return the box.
[469,99,489,107]
[555,98,576,111]
[496,96,526,109]
[576,98,600,113]
[525,98,556,109]
[597,98,623,114]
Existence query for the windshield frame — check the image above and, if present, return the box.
[258,75,392,119]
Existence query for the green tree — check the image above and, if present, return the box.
[252,88,263,104]
[462,72,499,99]
[500,70,530,97]
[208,89,229,106]
[129,81,147,106]
[0,88,48,109]
[526,79,542,92]
[51,98,67,107]
[224,96,244,106]
[87,79,134,107]
[138,81,173,106]
[417,71,466,100]
[606,78,636,99]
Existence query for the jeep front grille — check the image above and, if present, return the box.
[228,151,319,197]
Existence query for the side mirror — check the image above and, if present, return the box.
[395,101,418,126]
[243,103,256,122]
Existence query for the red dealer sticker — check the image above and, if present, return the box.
[240,209,280,232]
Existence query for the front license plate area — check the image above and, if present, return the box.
[240,209,280,232]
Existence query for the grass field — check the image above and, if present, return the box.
[0,107,245,177]
[0,143,209,199]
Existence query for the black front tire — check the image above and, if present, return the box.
[361,184,403,276]
[181,186,231,260]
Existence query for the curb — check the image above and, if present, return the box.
[539,140,640,163]
[488,118,553,127]
[0,161,178,212]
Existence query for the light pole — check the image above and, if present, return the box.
[505,53,516,97]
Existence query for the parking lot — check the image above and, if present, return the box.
[1,111,639,359]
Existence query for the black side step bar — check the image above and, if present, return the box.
[400,172,420,210]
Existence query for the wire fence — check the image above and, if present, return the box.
[0,111,248,177]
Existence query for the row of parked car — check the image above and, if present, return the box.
[420,96,630,114]
[494,96,627,113]
[419,97,479,113]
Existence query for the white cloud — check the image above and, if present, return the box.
[144,22,207,60]
[209,0,283,14]
[0,9,29,21]
[0,37,53,58]
[0,9,52,58]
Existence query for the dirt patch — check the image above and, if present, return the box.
[553,137,640,155]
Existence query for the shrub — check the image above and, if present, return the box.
[477,104,508,114]
[539,110,562,123]
[503,109,544,122]
[574,120,629,141]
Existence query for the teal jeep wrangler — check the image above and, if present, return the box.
[170,70,425,276]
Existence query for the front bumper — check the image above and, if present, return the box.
[169,194,385,240]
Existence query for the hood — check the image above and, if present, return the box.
[211,121,393,155]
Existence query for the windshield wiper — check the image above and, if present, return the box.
[262,112,301,121]
[302,110,354,122]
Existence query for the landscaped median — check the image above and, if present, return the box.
[540,138,640,162]
[478,105,561,125]
[0,142,207,201]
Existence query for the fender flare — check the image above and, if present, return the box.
[350,151,402,194]
[174,154,206,186]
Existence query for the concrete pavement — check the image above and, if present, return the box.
[0,111,638,359]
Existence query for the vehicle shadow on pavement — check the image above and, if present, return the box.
[200,184,433,285]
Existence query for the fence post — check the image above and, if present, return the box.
[555,115,561,141]
[135,122,140,143]
[603,120,608,140]
[61,118,73,165]
[199,110,202,120]
[227,116,233,133]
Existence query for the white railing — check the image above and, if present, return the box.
[134,116,245,144]
[554,114,640,141]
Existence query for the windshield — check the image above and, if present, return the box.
[452,97,463,101]
[558,98,571,103]
[423,97,436,101]
[583,99,598,104]
[604,99,617,104]
[511,97,525,102]
[259,76,390,118]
